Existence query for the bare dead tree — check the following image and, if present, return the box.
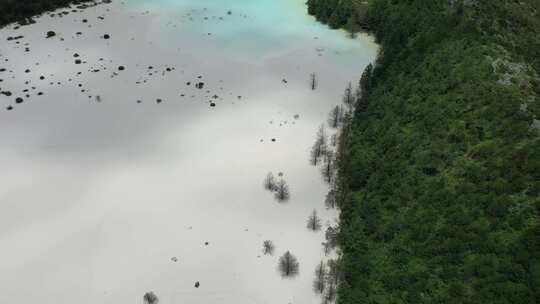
[143,292,159,304]
[262,240,275,255]
[310,72,318,90]
[263,172,276,191]
[330,133,338,147]
[313,261,327,294]
[278,251,299,278]
[325,188,337,209]
[325,225,339,250]
[307,209,322,231]
[322,241,332,256]
[326,258,342,286]
[342,82,354,109]
[321,150,335,184]
[310,125,328,166]
[324,281,337,303]
[327,105,343,129]
[274,179,290,202]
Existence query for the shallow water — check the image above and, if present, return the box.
[0,1,376,303]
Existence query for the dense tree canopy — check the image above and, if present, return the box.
[308,0,540,303]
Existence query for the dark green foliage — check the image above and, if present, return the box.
[0,0,96,27]
[308,0,540,303]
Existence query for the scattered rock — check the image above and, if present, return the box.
[46,31,56,38]
[194,281,200,288]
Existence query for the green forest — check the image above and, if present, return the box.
[308,0,540,303]
[0,0,95,27]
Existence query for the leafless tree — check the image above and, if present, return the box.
[342,82,354,109]
[310,125,328,166]
[327,105,343,129]
[143,292,159,304]
[322,241,332,256]
[278,251,299,278]
[321,150,335,184]
[274,179,290,202]
[324,281,337,303]
[313,261,327,294]
[326,258,342,286]
[262,240,275,255]
[263,172,276,191]
[310,72,318,90]
[330,133,338,147]
[325,188,337,209]
[325,225,339,250]
[307,209,322,231]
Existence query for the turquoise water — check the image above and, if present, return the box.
[128,0,375,62]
